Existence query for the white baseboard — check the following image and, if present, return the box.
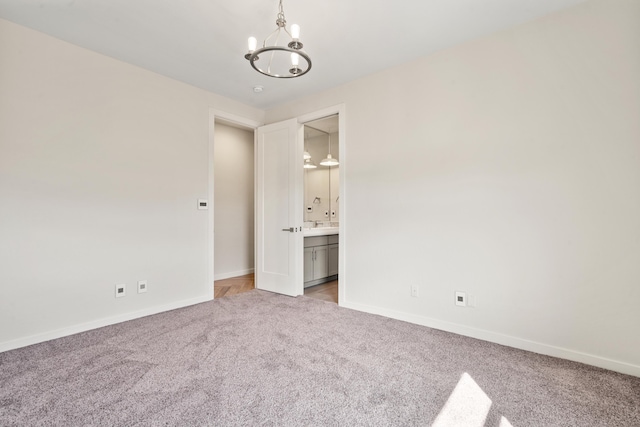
[340,300,640,378]
[214,268,254,281]
[0,295,212,353]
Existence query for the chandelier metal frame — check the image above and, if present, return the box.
[244,0,312,78]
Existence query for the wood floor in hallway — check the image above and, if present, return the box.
[214,273,338,304]
[214,273,255,298]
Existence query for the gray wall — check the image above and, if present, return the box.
[0,18,264,349]
[266,0,640,375]
[1,0,638,376]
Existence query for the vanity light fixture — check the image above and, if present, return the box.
[244,0,311,78]
[303,139,315,168]
[320,133,339,166]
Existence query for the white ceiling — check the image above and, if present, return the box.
[0,0,587,110]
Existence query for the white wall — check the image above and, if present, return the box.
[213,123,254,280]
[0,18,264,350]
[266,0,640,375]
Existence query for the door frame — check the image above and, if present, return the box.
[208,108,261,298]
[297,104,346,305]
[208,104,346,304]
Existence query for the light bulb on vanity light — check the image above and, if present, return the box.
[320,154,339,166]
[320,133,339,166]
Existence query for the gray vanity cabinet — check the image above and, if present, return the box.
[304,235,338,287]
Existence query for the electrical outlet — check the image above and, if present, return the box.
[455,291,466,307]
[411,284,419,297]
[137,280,148,294]
[115,284,126,298]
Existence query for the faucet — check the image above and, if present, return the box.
[314,220,322,228]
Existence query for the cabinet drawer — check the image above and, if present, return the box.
[304,236,328,248]
[327,235,339,245]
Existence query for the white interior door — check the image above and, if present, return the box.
[256,118,303,296]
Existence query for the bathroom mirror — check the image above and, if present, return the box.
[303,115,339,225]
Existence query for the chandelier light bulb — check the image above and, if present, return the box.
[247,37,257,52]
[291,24,300,40]
[291,52,300,67]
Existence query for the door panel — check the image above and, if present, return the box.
[263,127,290,276]
[256,119,303,296]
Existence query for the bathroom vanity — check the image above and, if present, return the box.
[303,115,339,289]
[303,229,338,288]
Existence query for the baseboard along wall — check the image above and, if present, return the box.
[340,300,640,378]
[214,268,255,281]
[0,295,212,354]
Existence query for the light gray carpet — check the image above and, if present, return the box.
[1,290,638,426]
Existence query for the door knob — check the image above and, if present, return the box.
[282,227,294,232]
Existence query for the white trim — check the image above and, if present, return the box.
[340,300,640,377]
[214,268,255,281]
[212,109,262,129]
[297,105,343,125]
[0,295,211,353]
[207,110,215,300]
[297,104,347,307]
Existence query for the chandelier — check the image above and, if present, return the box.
[244,0,311,78]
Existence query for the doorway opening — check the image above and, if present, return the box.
[210,104,345,303]
[302,115,339,304]
[212,118,256,298]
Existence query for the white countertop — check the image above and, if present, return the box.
[303,227,339,237]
